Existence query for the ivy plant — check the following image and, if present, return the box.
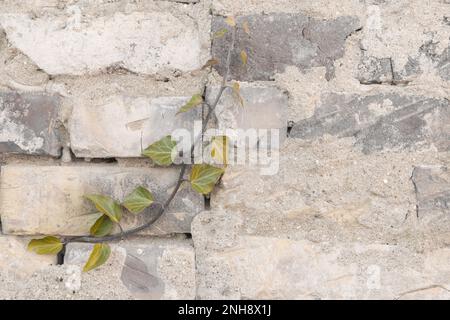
[27,16,248,272]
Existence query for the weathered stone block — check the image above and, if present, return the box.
[212,13,360,81]
[205,85,288,148]
[391,43,450,82]
[0,165,203,236]
[359,0,450,84]
[0,92,63,156]
[358,56,393,84]
[0,234,56,280]
[412,166,450,230]
[290,93,450,153]
[436,46,450,81]
[192,210,450,300]
[65,238,195,300]
[69,95,202,158]
[0,11,205,75]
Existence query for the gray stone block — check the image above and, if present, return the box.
[212,13,361,81]
[436,46,450,81]
[412,166,450,231]
[65,238,195,300]
[290,93,450,153]
[358,56,393,84]
[0,92,63,156]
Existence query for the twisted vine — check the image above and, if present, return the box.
[27,18,243,272]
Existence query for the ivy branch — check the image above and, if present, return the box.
[27,17,247,272]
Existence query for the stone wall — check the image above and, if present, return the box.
[0,0,449,299]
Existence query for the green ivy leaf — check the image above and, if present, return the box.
[28,236,63,255]
[85,195,123,223]
[90,214,114,237]
[190,164,225,195]
[83,243,111,273]
[142,135,177,166]
[243,21,250,35]
[213,28,228,39]
[123,186,154,214]
[232,82,244,107]
[225,16,236,27]
[176,94,203,115]
[211,136,229,165]
[240,50,248,66]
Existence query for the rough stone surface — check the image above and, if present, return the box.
[200,135,450,299]
[359,1,450,83]
[69,95,202,158]
[436,46,450,80]
[65,238,196,300]
[290,93,450,153]
[212,13,361,81]
[0,165,203,236]
[0,0,449,300]
[360,43,450,84]
[0,92,63,156]
[211,138,450,250]
[412,166,450,233]
[0,239,134,299]
[206,85,288,148]
[193,211,450,299]
[0,234,56,280]
[0,10,206,76]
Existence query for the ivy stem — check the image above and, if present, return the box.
[63,27,237,245]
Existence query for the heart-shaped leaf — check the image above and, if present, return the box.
[213,28,228,39]
[83,243,111,272]
[90,214,114,237]
[28,236,63,255]
[211,136,229,165]
[240,50,248,66]
[123,186,154,214]
[225,16,236,27]
[176,94,203,115]
[142,135,178,166]
[190,164,225,195]
[232,82,244,107]
[85,195,122,223]
[243,21,250,35]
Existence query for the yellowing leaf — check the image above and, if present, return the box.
[90,214,114,237]
[232,82,244,107]
[213,28,228,39]
[142,135,177,166]
[211,136,229,165]
[243,21,250,35]
[28,236,63,255]
[202,58,220,69]
[123,186,154,214]
[190,164,225,195]
[225,16,236,27]
[240,50,248,66]
[85,195,123,223]
[83,243,111,273]
[176,94,203,115]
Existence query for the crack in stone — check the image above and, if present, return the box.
[395,285,450,300]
